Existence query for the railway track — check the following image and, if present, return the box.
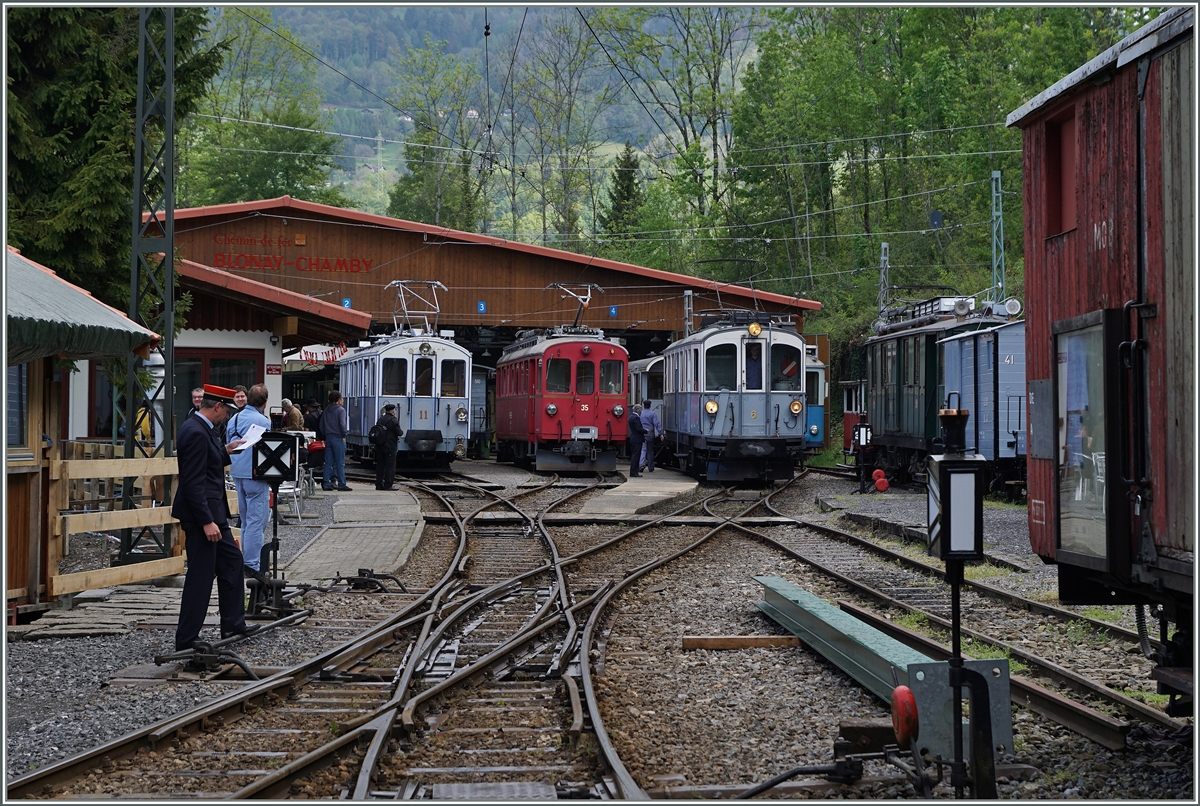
[8,470,1185,799]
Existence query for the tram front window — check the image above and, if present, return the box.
[576,360,595,394]
[771,344,803,391]
[383,358,407,396]
[441,359,466,396]
[601,360,624,394]
[415,357,434,396]
[706,344,736,390]
[546,359,571,393]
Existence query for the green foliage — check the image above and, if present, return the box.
[6,7,223,309]
[180,8,346,207]
[385,35,484,230]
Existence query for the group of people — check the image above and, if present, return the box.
[172,382,377,655]
[626,399,662,478]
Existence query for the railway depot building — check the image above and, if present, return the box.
[165,196,820,366]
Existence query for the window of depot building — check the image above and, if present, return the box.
[771,344,803,392]
[6,363,28,448]
[1045,109,1077,235]
[414,357,434,397]
[172,349,262,436]
[546,358,571,393]
[575,360,595,395]
[601,359,623,395]
[383,358,407,396]
[441,359,466,397]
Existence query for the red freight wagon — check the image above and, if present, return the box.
[494,325,629,472]
[1007,7,1193,706]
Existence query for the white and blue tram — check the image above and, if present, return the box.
[803,342,828,455]
[628,354,664,417]
[337,332,472,467]
[662,311,808,481]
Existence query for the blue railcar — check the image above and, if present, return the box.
[803,342,827,454]
[662,310,807,481]
[940,320,1027,489]
[337,332,472,468]
[861,297,1013,479]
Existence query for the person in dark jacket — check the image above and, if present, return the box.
[627,404,646,478]
[320,390,352,491]
[374,403,405,490]
[303,400,321,432]
[172,384,259,652]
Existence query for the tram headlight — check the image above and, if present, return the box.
[455,405,468,422]
[546,403,558,416]
[705,399,719,415]
[810,424,820,435]
[419,341,432,355]
[454,440,467,457]
[613,404,624,417]
[748,323,762,337]
[789,400,803,415]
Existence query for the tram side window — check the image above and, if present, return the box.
[546,358,571,393]
[806,371,821,404]
[383,359,408,396]
[576,360,595,394]
[441,359,466,397]
[415,357,434,396]
[600,360,623,394]
[647,368,663,399]
[693,350,700,391]
[770,344,804,391]
[706,344,737,390]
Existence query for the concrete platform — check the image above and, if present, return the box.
[282,488,424,583]
[578,467,697,515]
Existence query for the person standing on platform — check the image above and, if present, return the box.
[639,399,661,473]
[374,403,404,490]
[227,384,271,574]
[186,387,204,418]
[627,403,646,478]
[321,389,352,491]
[172,384,259,651]
[282,398,304,431]
[303,399,321,432]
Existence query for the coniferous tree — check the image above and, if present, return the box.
[6,7,224,307]
[598,142,646,238]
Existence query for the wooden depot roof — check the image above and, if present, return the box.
[167,196,822,313]
[177,258,372,348]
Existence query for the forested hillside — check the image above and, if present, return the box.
[7,6,1161,400]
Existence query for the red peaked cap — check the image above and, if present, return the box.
[202,384,237,405]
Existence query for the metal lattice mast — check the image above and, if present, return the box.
[877,242,890,316]
[120,8,175,563]
[991,170,1006,304]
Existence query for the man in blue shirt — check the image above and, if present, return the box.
[227,384,271,574]
[639,399,662,473]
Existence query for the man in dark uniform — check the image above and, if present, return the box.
[627,403,646,478]
[374,403,404,490]
[172,384,259,651]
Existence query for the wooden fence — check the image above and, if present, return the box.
[45,442,242,598]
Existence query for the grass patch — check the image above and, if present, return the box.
[963,562,1009,580]
[1078,605,1126,623]
[961,639,1029,674]
[1119,688,1170,706]
[983,495,1027,510]
[805,444,846,468]
[893,610,929,631]
[1065,619,1105,646]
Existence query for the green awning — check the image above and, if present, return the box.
[6,248,161,365]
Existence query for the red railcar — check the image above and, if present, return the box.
[494,326,629,472]
[1008,7,1193,707]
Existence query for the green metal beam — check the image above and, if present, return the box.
[754,575,931,702]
